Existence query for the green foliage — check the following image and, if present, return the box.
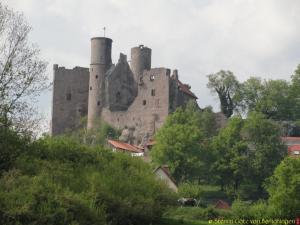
[210,116,248,193]
[199,185,227,202]
[234,77,264,114]
[178,182,203,199]
[198,106,218,138]
[242,112,286,193]
[0,126,30,174]
[151,103,204,182]
[235,184,262,201]
[66,118,121,146]
[231,200,251,219]
[164,206,232,221]
[0,136,176,225]
[231,199,275,220]
[248,200,270,219]
[257,80,292,120]
[289,64,300,121]
[0,169,106,225]
[236,74,300,121]
[87,119,121,145]
[207,70,240,118]
[151,102,219,183]
[210,112,286,198]
[266,157,300,218]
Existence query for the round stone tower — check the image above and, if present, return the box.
[130,45,151,82]
[87,37,112,129]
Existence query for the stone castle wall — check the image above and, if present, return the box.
[102,67,171,144]
[51,65,89,135]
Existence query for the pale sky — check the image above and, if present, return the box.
[3,0,300,123]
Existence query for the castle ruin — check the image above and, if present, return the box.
[51,37,198,144]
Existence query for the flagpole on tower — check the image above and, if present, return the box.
[103,27,106,37]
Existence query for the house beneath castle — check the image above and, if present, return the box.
[51,37,198,144]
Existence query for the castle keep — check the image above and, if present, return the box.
[51,37,198,144]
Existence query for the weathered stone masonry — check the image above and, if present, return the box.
[51,37,198,144]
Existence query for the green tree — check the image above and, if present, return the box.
[257,80,292,120]
[207,70,240,118]
[0,125,29,175]
[237,77,294,121]
[151,103,204,182]
[199,106,218,138]
[210,112,286,197]
[235,77,264,115]
[242,112,286,195]
[266,157,300,218]
[210,116,248,192]
[289,63,300,120]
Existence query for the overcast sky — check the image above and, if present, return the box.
[3,0,300,123]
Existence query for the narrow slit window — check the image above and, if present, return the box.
[143,100,146,105]
[66,93,71,101]
[96,75,98,79]
[97,101,100,106]
[151,89,155,96]
[90,86,92,90]
[116,92,121,103]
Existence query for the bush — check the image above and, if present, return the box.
[266,157,300,218]
[66,118,121,146]
[178,182,203,199]
[231,199,251,219]
[0,127,30,174]
[164,206,232,221]
[0,136,176,225]
[248,200,270,219]
[0,170,106,225]
[231,199,274,220]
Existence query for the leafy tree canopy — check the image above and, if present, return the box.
[207,70,240,118]
[151,102,206,182]
[210,112,286,197]
[266,157,300,218]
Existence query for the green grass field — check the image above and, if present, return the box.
[161,184,233,225]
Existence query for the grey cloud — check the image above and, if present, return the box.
[3,0,300,117]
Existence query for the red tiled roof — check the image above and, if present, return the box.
[288,145,300,151]
[108,140,143,153]
[214,200,230,210]
[288,145,300,157]
[177,80,198,99]
[281,137,300,141]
